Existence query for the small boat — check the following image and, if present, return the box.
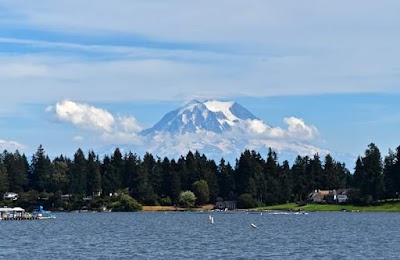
[32,206,56,220]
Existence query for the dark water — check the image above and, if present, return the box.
[1,211,400,259]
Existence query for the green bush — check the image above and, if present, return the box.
[111,194,142,212]
[237,193,261,209]
[179,190,196,208]
[159,196,172,206]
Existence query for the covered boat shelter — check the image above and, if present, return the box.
[0,207,25,219]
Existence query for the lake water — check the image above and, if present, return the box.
[1,211,399,259]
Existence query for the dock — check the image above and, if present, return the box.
[1,206,56,221]
[1,216,40,221]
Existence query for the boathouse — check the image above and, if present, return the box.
[0,207,25,218]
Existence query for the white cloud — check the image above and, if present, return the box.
[0,139,25,151]
[235,117,318,141]
[2,1,399,44]
[51,100,143,145]
[117,116,143,133]
[284,117,319,140]
[72,135,84,142]
[1,1,400,110]
[55,100,115,133]
[246,119,270,134]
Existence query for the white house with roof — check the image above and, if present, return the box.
[3,192,18,201]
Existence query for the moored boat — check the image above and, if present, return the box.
[32,206,56,219]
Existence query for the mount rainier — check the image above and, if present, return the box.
[110,99,341,164]
[140,99,269,136]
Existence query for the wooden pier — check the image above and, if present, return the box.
[1,206,56,220]
[1,216,40,221]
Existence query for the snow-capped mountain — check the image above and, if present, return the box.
[103,99,355,168]
[140,99,268,136]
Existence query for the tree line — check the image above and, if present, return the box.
[0,143,399,210]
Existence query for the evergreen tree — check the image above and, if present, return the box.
[363,143,385,201]
[201,158,219,202]
[86,151,101,196]
[0,164,9,194]
[70,149,87,195]
[354,143,385,202]
[264,149,280,205]
[110,148,123,190]
[123,152,139,191]
[307,154,323,192]
[30,145,52,192]
[128,155,153,204]
[101,155,118,196]
[163,159,182,204]
[1,150,29,192]
[383,146,400,198]
[50,157,70,193]
[323,154,337,190]
[353,157,365,189]
[234,150,261,199]
[292,155,309,202]
[335,162,351,189]
[279,160,293,203]
[142,152,159,203]
[124,152,142,200]
[217,159,235,200]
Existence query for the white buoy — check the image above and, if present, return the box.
[209,215,214,224]
[251,223,258,228]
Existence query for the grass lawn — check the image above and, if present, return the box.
[258,202,400,212]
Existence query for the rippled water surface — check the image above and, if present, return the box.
[1,211,400,259]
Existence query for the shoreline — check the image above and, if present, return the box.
[142,204,215,212]
[257,202,400,212]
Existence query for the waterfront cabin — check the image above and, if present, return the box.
[308,189,349,204]
[325,189,349,204]
[308,190,331,203]
[215,197,237,210]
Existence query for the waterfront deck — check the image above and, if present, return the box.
[1,216,40,221]
[1,206,56,220]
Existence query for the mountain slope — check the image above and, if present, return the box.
[140,99,269,136]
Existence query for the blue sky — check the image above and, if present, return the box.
[1,1,400,163]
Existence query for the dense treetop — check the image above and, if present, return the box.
[0,143,399,210]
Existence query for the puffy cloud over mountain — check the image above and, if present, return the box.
[52,100,115,133]
[48,99,330,163]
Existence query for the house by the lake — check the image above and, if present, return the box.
[308,190,331,203]
[3,192,18,201]
[215,197,237,210]
[308,189,349,204]
[325,189,349,204]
